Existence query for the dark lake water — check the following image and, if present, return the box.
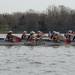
[0,45,75,75]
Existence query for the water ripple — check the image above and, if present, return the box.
[0,46,74,75]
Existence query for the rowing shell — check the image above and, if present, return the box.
[0,39,62,46]
[0,38,75,46]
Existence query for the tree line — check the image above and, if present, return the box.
[0,5,75,33]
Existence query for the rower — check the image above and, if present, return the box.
[65,30,73,41]
[27,31,35,41]
[36,31,43,41]
[64,30,73,44]
[51,31,59,42]
[6,31,21,42]
[36,31,42,38]
[21,31,27,40]
[51,31,56,39]
[6,31,13,42]
[68,30,73,34]
[67,30,75,41]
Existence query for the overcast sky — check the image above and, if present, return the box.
[0,0,74,13]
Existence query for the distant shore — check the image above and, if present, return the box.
[0,5,75,33]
